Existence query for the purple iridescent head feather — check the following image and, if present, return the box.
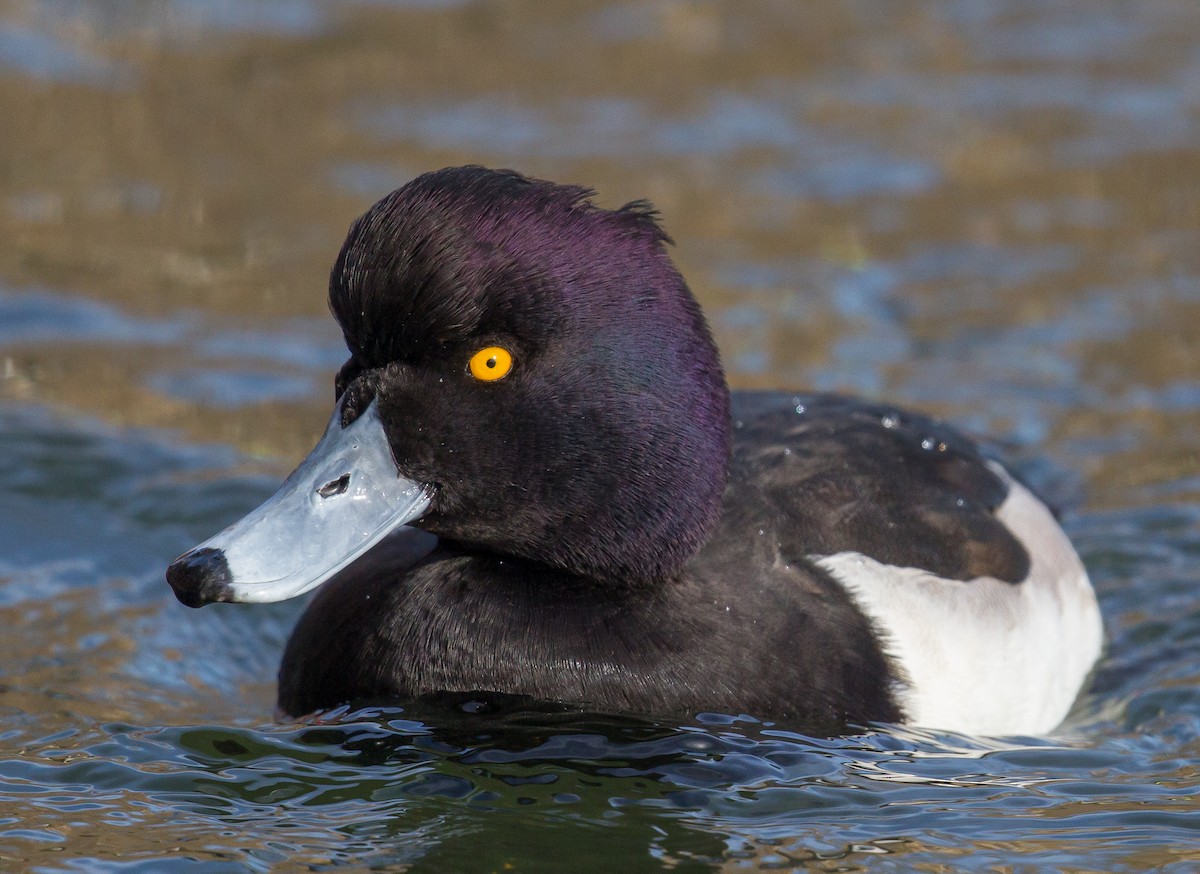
[328,166,731,584]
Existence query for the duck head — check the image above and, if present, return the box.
[167,166,731,606]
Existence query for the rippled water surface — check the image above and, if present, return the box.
[1,1,1199,871]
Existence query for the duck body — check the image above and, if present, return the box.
[278,393,905,727]
[277,392,1097,734]
[168,167,1103,736]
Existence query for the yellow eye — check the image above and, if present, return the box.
[468,346,513,381]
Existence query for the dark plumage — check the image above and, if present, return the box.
[330,167,729,586]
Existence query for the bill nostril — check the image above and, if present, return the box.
[166,547,234,608]
[317,474,351,499]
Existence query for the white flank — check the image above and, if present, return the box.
[814,463,1103,736]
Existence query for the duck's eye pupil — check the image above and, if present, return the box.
[486,357,497,369]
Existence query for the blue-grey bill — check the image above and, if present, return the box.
[187,399,431,603]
